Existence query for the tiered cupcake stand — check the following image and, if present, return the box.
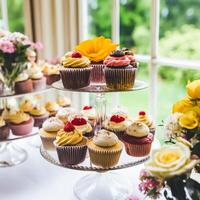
[0,87,51,167]
[40,80,149,200]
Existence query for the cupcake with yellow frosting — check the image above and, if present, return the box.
[54,122,88,165]
[45,101,60,117]
[56,96,71,108]
[122,122,153,157]
[60,51,91,89]
[14,71,33,94]
[30,105,49,128]
[0,116,10,140]
[8,111,34,136]
[135,111,156,134]
[88,129,123,168]
[75,36,118,84]
[20,97,35,113]
[40,117,64,150]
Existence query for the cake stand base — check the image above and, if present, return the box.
[73,172,133,200]
[0,142,27,167]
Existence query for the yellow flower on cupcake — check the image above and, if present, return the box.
[145,142,198,178]
[178,110,198,129]
[186,80,200,99]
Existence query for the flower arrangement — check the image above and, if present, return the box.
[139,79,200,200]
[0,31,43,89]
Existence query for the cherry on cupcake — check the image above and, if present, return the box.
[64,122,75,132]
[71,51,82,58]
[71,117,87,126]
[110,115,125,123]
[83,106,92,110]
[139,111,146,116]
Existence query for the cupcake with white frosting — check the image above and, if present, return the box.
[40,117,64,150]
[81,106,97,126]
[56,107,77,123]
[122,122,153,157]
[88,129,123,168]
[14,71,33,94]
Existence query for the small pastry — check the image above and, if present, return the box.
[8,111,34,136]
[20,97,35,113]
[40,117,64,150]
[88,129,123,168]
[60,51,92,89]
[135,111,156,134]
[30,105,49,128]
[103,114,132,140]
[14,71,33,94]
[57,96,71,108]
[81,106,97,126]
[122,122,153,157]
[0,116,10,140]
[54,122,88,165]
[71,115,94,138]
[104,50,137,90]
[56,107,77,123]
[45,101,60,117]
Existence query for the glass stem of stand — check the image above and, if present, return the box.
[95,93,106,130]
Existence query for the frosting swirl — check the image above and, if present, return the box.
[42,63,60,75]
[126,122,149,137]
[81,107,96,120]
[42,117,64,132]
[55,128,83,146]
[136,112,155,130]
[93,129,118,147]
[56,107,77,123]
[9,111,30,124]
[57,96,71,107]
[104,55,130,67]
[61,52,90,68]
[20,98,34,113]
[45,101,60,112]
[0,117,6,127]
[28,67,43,79]
[15,72,29,82]
[73,123,93,134]
[30,105,47,116]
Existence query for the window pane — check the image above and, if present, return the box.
[120,0,150,54]
[88,0,112,38]
[160,0,200,60]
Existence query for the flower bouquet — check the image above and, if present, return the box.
[0,31,42,92]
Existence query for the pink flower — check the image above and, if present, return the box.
[139,170,150,179]
[32,41,43,50]
[0,40,15,53]
[128,196,140,200]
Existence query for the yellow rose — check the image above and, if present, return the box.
[172,97,195,113]
[186,80,200,99]
[179,110,198,129]
[145,142,197,178]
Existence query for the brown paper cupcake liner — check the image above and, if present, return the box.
[60,67,92,89]
[88,147,122,169]
[45,74,60,85]
[14,79,33,94]
[83,129,94,138]
[104,66,136,90]
[90,63,105,84]
[40,135,56,151]
[55,141,87,165]
[123,141,152,157]
[0,125,10,140]
[32,113,49,128]
[32,76,47,91]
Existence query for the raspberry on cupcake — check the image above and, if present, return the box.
[54,122,88,165]
[60,51,91,89]
[81,106,97,127]
[70,115,94,138]
[122,122,153,157]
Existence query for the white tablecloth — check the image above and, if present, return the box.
[0,137,162,200]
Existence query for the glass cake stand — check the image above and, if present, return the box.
[0,87,52,167]
[43,80,149,200]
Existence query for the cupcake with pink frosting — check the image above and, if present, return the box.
[104,50,137,90]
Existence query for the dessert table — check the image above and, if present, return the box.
[0,136,163,200]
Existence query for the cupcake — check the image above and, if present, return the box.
[20,97,35,113]
[81,106,97,127]
[56,107,77,123]
[88,129,123,168]
[57,96,71,107]
[75,36,118,84]
[42,63,60,85]
[104,50,137,90]
[135,111,156,134]
[0,117,10,140]
[8,111,34,136]
[60,51,91,89]
[28,66,46,91]
[71,115,94,138]
[103,114,132,140]
[40,117,64,150]
[45,101,60,117]
[14,71,33,94]
[54,122,88,165]
[122,122,153,157]
[30,105,49,128]
[122,48,137,68]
